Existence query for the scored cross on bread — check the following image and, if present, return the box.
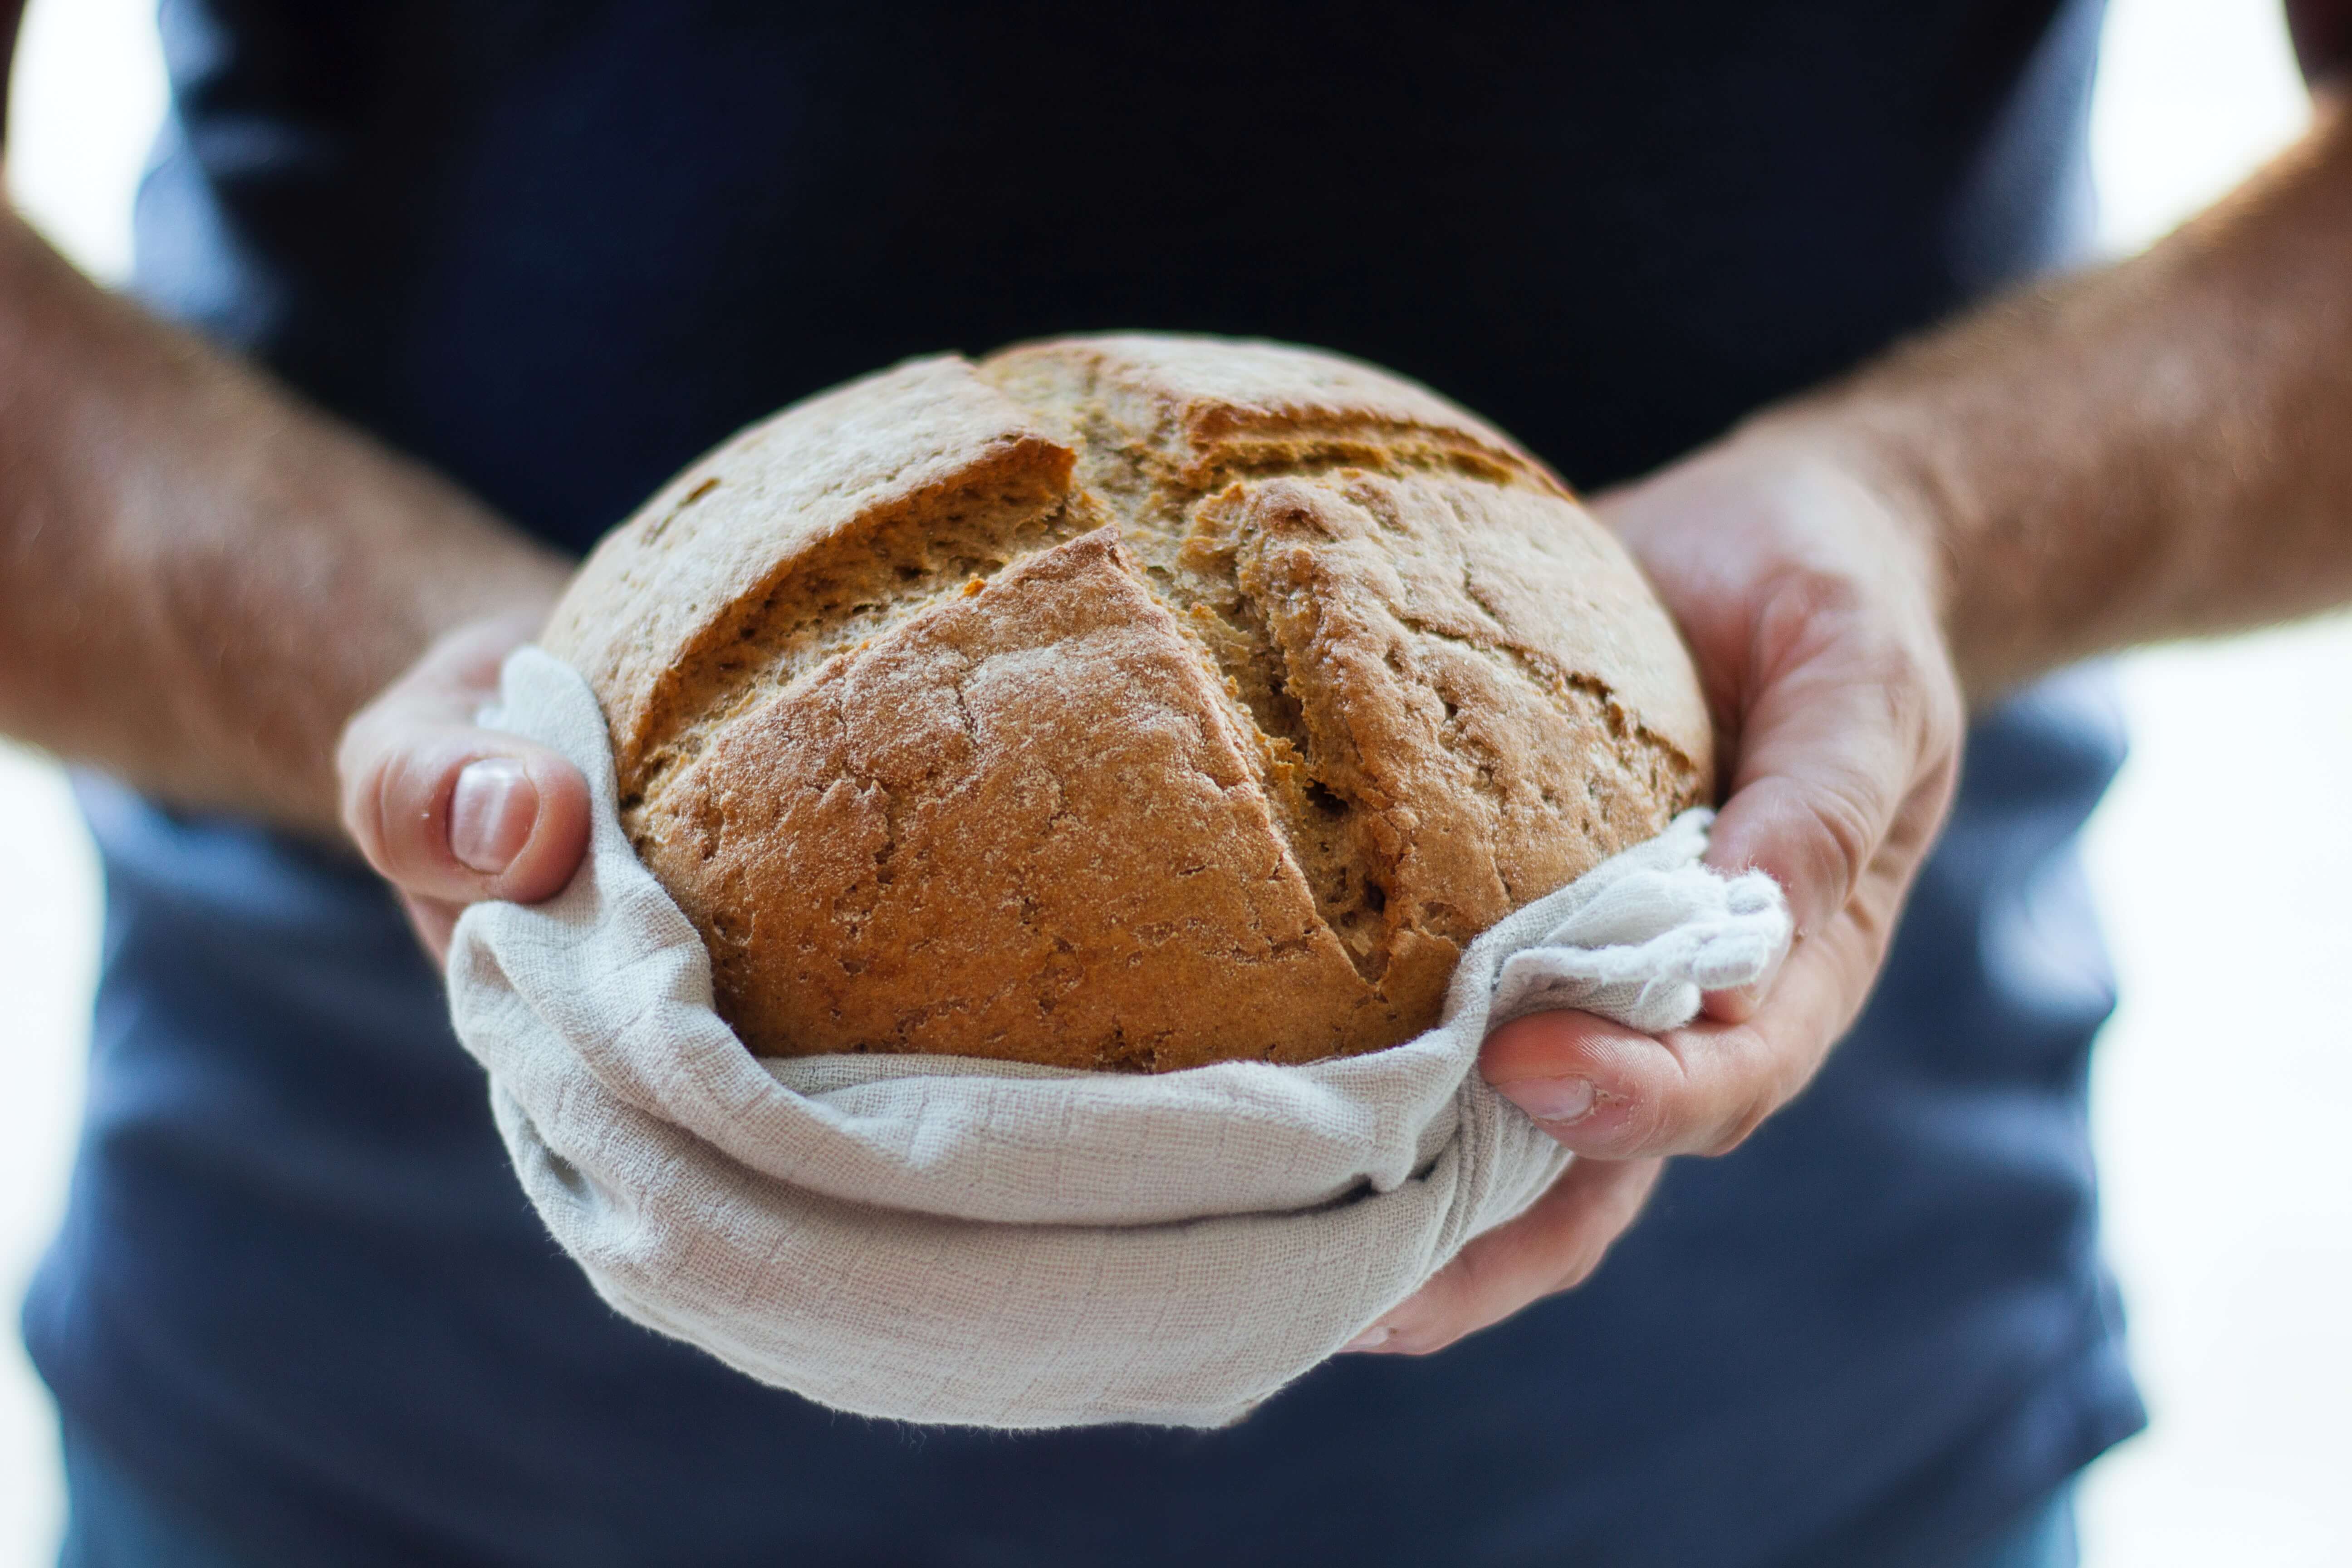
[544,334,1712,1071]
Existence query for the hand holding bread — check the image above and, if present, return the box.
[1364,418,1963,1354]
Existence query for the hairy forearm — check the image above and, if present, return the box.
[0,210,569,835]
[1754,91,2352,701]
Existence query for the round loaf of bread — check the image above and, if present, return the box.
[543,335,1713,1072]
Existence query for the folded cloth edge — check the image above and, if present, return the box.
[446,647,1792,1429]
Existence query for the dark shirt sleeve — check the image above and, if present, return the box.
[2290,0,2352,83]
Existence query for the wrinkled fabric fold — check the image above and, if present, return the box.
[446,648,1789,1428]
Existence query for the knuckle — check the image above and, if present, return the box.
[1766,560,1868,624]
[1918,657,1965,741]
[1786,775,1879,923]
[1687,1025,1777,1156]
[339,751,400,869]
[1548,1237,1611,1293]
[334,708,392,812]
[1751,567,1869,678]
[1877,641,1965,775]
[1700,1095,1773,1157]
[1698,1022,1816,1157]
[1769,1033,1820,1107]
[1754,562,1961,761]
[1605,1079,1679,1156]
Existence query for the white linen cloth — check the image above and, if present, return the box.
[447,648,1791,1430]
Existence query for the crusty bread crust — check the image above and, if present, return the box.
[544,335,1712,1071]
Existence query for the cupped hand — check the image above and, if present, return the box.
[337,616,592,961]
[1348,424,1965,1356]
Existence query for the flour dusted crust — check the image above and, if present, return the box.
[544,335,1713,1071]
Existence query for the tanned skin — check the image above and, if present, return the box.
[0,0,586,927]
[0,217,575,832]
[1809,114,2349,696]
[1,5,2347,1355]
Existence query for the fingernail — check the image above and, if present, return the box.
[1505,1076,1597,1125]
[1342,1326,1393,1352]
[450,759,538,873]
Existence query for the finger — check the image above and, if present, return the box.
[1699,620,1957,1039]
[1485,747,1951,1161]
[1705,575,1959,945]
[412,612,560,704]
[341,715,590,908]
[338,637,590,910]
[1481,894,1884,1159]
[1344,1157,1665,1356]
[1698,941,1784,1025]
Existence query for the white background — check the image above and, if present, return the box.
[1,0,2346,1562]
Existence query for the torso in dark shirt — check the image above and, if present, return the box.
[27,3,2143,1563]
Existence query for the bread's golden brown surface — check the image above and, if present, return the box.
[544,335,1713,1072]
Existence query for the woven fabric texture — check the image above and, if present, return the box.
[446,648,1789,1428]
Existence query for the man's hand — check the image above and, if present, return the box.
[338,618,593,961]
[1348,428,1965,1355]
[1355,88,2352,1357]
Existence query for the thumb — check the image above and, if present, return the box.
[338,628,590,910]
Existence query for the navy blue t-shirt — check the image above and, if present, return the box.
[27,2,2144,1563]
